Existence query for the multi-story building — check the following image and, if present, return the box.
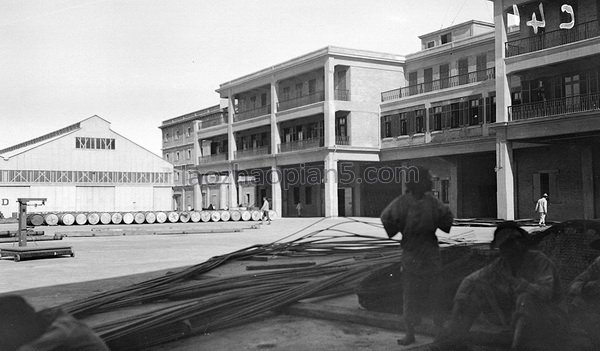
[491,0,600,220]
[373,20,498,218]
[159,104,227,211]
[191,46,406,217]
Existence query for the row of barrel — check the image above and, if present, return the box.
[26,210,276,226]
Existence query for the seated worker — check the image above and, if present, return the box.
[567,239,600,348]
[432,221,568,351]
[0,295,108,351]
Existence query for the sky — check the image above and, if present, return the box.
[0,0,493,155]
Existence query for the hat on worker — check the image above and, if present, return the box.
[490,221,529,249]
[543,193,548,197]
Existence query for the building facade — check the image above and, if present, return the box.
[491,0,600,220]
[0,116,173,217]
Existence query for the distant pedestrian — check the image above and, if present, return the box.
[261,197,271,225]
[380,166,454,346]
[296,201,304,217]
[535,193,548,226]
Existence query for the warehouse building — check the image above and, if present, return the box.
[0,115,174,218]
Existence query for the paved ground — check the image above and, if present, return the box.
[0,217,506,351]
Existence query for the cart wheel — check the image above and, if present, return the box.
[14,254,20,262]
[71,252,75,257]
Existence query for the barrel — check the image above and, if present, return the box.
[210,211,221,222]
[241,210,251,221]
[122,212,134,225]
[60,213,75,226]
[155,211,167,224]
[145,212,156,224]
[268,210,277,221]
[251,210,262,221]
[220,210,231,222]
[27,214,45,226]
[200,211,211,222]
[230,211,241,221]
[44,213,59,226]
[75,213,88,225]
[190,211,201,223]
[179,212,190,223]
[111,212,123,225]
[167,211,179,223]
[99,212,112,225]
[134,212,146,224]
[87,213,100,225]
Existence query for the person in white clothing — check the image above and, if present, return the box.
[261,198,271,224]
[535,193,548,226]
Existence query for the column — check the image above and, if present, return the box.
[424,101,432,143]
[494,0,511,124]
[228,166,238,208]
[323,57,336,147]
[227,93,236,161]
[193,180,202,211]
[582,146,595,219]
[270,78,281,154]
[271,165,282,216]
[324,153,338,217]
[219,179,228,210]
[496,131,515,220]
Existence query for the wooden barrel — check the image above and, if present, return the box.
[190,211,201,223]
[210,211,221,222]
[100,212,112,225]
[122,212,134,225]
[220,210,231,222]
[87,213,100,225]
[60,213,75,226]
[251,210,262,221]
[27,214,45,226]
[179,212,190,223]
[145,212,156,224]
[200,211,211,222]
[111,212,123,224]
[75,213,88,225]
[155,212,167,224]
[134,212,146,224]
[230,211,241,221]
[167,211,179,223]
[241,210,251,221]
[44,213,59,226]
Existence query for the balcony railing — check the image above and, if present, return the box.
[200,116,226,128]
[335,89,350,101]
[506,20,600,57]
[234,104,271,122]
[278,137,324,153]
[509,93,600,121]
[198,153,227,164]
[234,145,270,159]
[381,68,495,102]
[278,91,325,111]
[335,135,350,145]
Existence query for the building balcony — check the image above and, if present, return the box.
[506,20,600,58]
[278,91,325,111]
[200,116,226,128]
[381,68,495,102]
[335,89,350,101]
[278,137,324,153]
[335,135,350,145]
[509,93,600,121]
[198,153,228,164]
[234,145,270,159]
[234,105,271,122]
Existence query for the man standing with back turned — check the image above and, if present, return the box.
[535,193,548,227]
[380,166,454,346]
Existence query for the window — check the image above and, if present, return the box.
[383,115,393,138]
[476,54,487,81]
[400,113,408,135]
[295,83,303,97]
[441,179,450,203]
[186,127,191,137]
[165,133,169,142]
[308,79,316,94]
[75,137,116,150]
[533,171,558,202]
[175,152,180,161]
[441,33,452,44]
[336,116,347,137]
[175,130,181,140]
[166,153,170,161]
[433,107,443,131]
[427,41,435,48]
[187,149,192,159]
[250,96,256,107]
[440,64,450,89]
[415,109,424,133]
[469,99,481,125]
[450,103,460,128]
[261,93,267,106]
[293,187,300,204]
[424,68,433,92]
[458,58,469,85]
[282,87,291,100]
